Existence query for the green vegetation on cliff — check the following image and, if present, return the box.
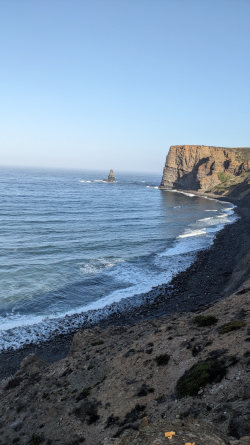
[219,320,246,334]
[176,359,227,398]
[212,171,250,195]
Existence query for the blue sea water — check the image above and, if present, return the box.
[0,167,236,351]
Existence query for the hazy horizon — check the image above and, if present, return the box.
[1,0,250,172]
[0,163,163,175]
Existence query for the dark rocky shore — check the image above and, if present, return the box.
[1,195,249,380]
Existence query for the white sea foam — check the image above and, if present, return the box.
[0,250,188,336]
[79,257,124,275]
[171,189,196,197]
[178,229,207,238]
[198,217,213,222]
[79,263,100,274]
[158,239,207,257]
[0,313,53,331]
[198,213,231,224]
[79,179,111,184]
[0,251,195,351]
[159,202,236,257]
[218,213,228,218]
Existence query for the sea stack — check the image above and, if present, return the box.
[107,169,116,182]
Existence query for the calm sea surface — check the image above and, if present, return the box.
[0,167,236,351]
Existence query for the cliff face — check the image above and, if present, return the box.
[160,145,250,196]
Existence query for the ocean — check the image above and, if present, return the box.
[0,167,237,351]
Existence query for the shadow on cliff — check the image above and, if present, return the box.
[173,157,210,190]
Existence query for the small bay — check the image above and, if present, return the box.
[0,167,235,351]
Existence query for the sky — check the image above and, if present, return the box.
[0,0,250,173]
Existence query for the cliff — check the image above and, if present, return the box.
[160,145,250,198]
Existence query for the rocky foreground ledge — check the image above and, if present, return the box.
[0,283,249,444]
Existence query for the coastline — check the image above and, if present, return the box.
[1,193,249,379]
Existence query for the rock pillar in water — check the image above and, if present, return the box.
[107,169,116,182]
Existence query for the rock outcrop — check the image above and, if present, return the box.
[104,169,116,182]
[160,145,250,196]
[0,289,249,444]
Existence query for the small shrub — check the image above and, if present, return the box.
[145,348,153,354]
[91,340,104,346]
[86,405,99,424]
[218,172,230,183]
[194,315,218,327]
[209,348,228,358]
[121,404,146,425]
[76,387,91,402]
[192,344,202,357]
[105,414,120,429]
[135,383,154,397]
[155,394,166,404]
[155,354,170,366]
[124,348,135,357]
[236,287,250,295]
[219,320,246,334]
[5,376,22,390]
[16,402,25,413]
[30,434,42,445]
[176,359,226,398]
[73,400,100,424]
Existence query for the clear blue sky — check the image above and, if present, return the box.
[0,0,249,172]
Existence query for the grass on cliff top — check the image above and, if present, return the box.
[219,320,246,334]
[194,315,218,327]
[176,359,226,398]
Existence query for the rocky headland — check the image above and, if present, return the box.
[160,145,250,200]
[0,147,249,445]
